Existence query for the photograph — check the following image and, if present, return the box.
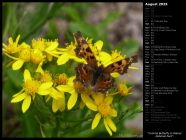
[2,2,143,138]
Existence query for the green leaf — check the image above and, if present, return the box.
[13,3,63,42]
[33,95,53,116]
[21,109,38,137]
[6,69,23,88]
[116,39,140,57]
[3,3,18,40]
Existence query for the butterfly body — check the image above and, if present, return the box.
[73,31,137,93]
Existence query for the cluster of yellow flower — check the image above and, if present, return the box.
[3,34,138,136]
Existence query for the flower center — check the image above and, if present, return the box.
[56,74,68,85]
[118,83,128,96]
[111,50,124,62]
[73,81,84,93]
[19,48,30,61]
[40,72,52,83]
[24,80,40,96]
[5,44,19,54]
[32,38,46,51]
[30,49,44,64]
[66,44,76,56]
[98,103,111,117]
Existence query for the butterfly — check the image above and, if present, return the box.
[73,31,137,93]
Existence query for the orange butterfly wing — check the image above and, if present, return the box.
[74,31,98,68]
[93,73,114,92]
[75,64,94,87]
[103,55,138,74]
[73,31,137,93]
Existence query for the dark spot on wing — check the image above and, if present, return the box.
[90,55,94,59]
[117,60,122,65]
[86,47,92,53]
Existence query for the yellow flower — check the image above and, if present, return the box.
[91,94,117,136]
[57,42,86,65]
[71,80,98,111]
[46,73,71,112]
[40,71,53,83]
[11,69,53,113]
[44,39,60,60]
[32,38,60,62]
[99,49,125,68]
[56,76,78,110]
[117,83,133,96]
[30,48,46,73]
[32,38,46,51]
[39,72,64,112]
[3,35,20,54]
[4,42,31,70]
[30,49,45,65]
[12,43,31,70]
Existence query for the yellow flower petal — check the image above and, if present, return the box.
[110,109,117,117]
[45,42,58,51]
[37,89,50,95]
[57,85,74,93]
[36,62,44,74]
[104,118,112,136]
[52,99,58,112]
[46,54,53,61]
[22,95,31,113]
[67,91,78,110]
[52,96,66,112]
[3,52,19,60]
[59,95,65,112]
[81,93,97,111]
[79,100,85,109]
[99,52,112,66]
[105,117,117,132]
[12,59,24,70]
[8,37,13,44]
[94,40,103,51]
[13,89,24,97]
[104,95,113,105]
[92,93,104,105]
[110,72,120,78]
[49,88,62,99]
[15,35,20,45]
[70,55,87,64]
[38,82,53,93]
[11,92,27,103]
[68,76,76,85]
[91,113,101,129]
[57,53,69,65]
[24,69,32,81]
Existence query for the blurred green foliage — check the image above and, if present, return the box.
[2,2,142,137]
